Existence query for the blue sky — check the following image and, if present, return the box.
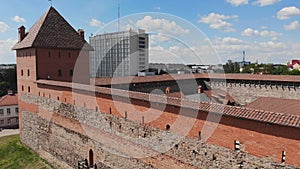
[0,0,300,64]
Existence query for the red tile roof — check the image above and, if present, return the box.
[92,73,300,86]
[36,80,300,129]
[0,94,18,106]
[246,97,300,116]
[12,7,93,50]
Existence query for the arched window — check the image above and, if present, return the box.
[28,86,30,93]
[21,69,23,76]
[89,149,94,167]
[21,85,24,91]
[199,131,202,140]
[27,69,30,76]
[166,124,170,131]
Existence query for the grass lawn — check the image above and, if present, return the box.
[0,134,54,169]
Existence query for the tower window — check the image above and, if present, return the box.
[69,69,73,76]
[28,86,30,93]
[58,69,62,77]
[27,69,30,76]
[21,69,23,76]
[21,85,24,91]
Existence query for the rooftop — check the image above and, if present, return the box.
[37,79,300,129]
[246,97,300,116]
[12,7,92,50]
[0,93,18,107]
[91,73,300,86]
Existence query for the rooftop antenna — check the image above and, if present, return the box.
[48,0,52,7]
[118,3,120,32]
[243,51,245,62]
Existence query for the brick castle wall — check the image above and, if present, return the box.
[18,82,300,168]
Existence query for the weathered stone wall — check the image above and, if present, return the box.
[206,82,300,105]
[20,93,299,169]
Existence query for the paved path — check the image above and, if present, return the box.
[0,129,19,138]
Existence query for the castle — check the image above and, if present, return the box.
[13,7,300,169]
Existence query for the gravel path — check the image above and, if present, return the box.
[0,129,19,138]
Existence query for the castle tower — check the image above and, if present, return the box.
[12,6,93,91]
[12,7,93,132]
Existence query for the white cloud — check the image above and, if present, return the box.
[212,37,295,63]
[215,37,244,45]
[136,16,189,35]
[259,41,286,49]
[277,6,300,20]
[0,22,9,33]
[241,28,282,39]
[150,33,171,45]
[0,39,17,63]
[261,25,268,29]
[90,19,103,27]
[199,13,238,32]
[154,6,161,11]
[253,0,281,6]
[284,21,300,30]
[12,16,25,23]
[226,0,248,6]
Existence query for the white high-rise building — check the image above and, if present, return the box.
[90,29,149,77]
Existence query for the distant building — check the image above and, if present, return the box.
[0,92,18,129]
[90,29,149,77]
[287,60,300,70]
[149,63,192,74]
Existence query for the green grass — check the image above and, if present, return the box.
[0,134,55,169]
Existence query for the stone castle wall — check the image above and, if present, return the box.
[206,81,300,105]
[20,93,299,168]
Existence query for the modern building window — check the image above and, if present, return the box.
[58,69,62,77]
[0,109,3,116]
[28,86,30,93]
[0,120,4,126]
[7,108,11,115]
[69,69,73,76]
[15,107,19,114]
[7,119,11,125]
[27,69,30,76]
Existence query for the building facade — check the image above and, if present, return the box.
[0,93,18,129]
[89,29,149,77]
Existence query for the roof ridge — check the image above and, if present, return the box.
[31,7,52,48]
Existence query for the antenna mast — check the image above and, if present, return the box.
[118,3,120,32]
[49,0,52,7]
